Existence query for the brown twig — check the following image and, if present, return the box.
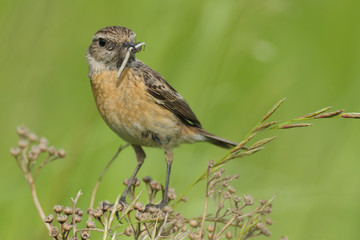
[71,190,83,238]
[25,171,52,232]
[199,161,213,237]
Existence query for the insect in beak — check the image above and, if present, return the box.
[117,42,146,79]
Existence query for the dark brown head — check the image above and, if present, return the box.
[86,26,140,76]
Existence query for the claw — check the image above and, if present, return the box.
[145,202,167,212]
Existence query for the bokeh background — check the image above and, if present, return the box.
[1,0,360,239]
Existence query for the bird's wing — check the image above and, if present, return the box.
[141,63,202,128]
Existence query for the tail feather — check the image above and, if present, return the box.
[199,130,237,149]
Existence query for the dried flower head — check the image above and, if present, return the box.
[44,214,54,224]
[63,222,72,231]
[80,230,90,239]
[86,220,96,228]
[124,227,133,236]
[50,226,59,237]
[244,195,254,205]
[56,214,68,224]
[64,206,73,215]
[53,205,64,214]
[57,149,66,158]
[18,139,29,149]
[10,147,21,157]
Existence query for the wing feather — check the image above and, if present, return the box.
[139,63,202,128]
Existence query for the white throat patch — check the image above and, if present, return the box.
[86,52,110,78]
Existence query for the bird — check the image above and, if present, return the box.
[86,26,238,208]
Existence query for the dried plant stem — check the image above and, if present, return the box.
[71,190,83,238]
[199,163,212,237]
[103,194,121,240]
[25,172,52,232]
[214,215,237,239]
[154,213,169,240]
[89,143,129,215]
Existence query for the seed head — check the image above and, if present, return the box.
[261,227,271,236]
[206,225,214,233]
[64,207,73,215]
[63,223,72,231]
[39,137,48,145]
[28,146,40,161]
[233,195,242,203]
[17,125,29,136]
[38,143,48,152]
[227,186,236,194]
[163,206,173,213]
[135,212,150,221]
[75,208,84,216]
[56,214,68,224]
[57,149,66,158]
[150,180,161,190]
[74,214,82,223]
[133,177,140,186]
[213,170,222,179]
[48,146,57,156]
[28,132,38,142]
[181,196,188,202]
[101,201,111,211]
[244,195,254,205]
[225,230,233,239]
[208,160,214,167]
[188,232,200,240]
[223,191,231,199]
[255,222,264,230]
[53,205,63,213]
[263,206,272,214]
[18,139,29,149]
[189,220,199,228]
[86,208,94,215]
[124,227,133,236]
[265,218,273,225]
[260,199,267,205]
[175,221,185,229]
[123,178,130,186]
[80,230,90,239]
[134,202,146,212]
[50,226,59,237]
[142,176,152,183]
[44,214,54,224]
[167,188,177,200]
[86,220,96,228]
[10,147,21,157]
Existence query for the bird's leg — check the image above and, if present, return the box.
[120,144,146,203]
[146,149,173,210]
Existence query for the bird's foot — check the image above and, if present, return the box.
[145,201,167,211]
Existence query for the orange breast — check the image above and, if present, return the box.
[90,68,187,148]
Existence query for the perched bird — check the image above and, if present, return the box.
[86,26,237,208]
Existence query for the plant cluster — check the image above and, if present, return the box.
[10,99,360,239]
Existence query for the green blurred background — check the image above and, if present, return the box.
[1,0,360,239]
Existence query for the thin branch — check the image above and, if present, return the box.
[25,172,52,232]
[199,162,212,237]
[71,190,83,238]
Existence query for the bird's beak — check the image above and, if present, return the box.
[133,42,145,53]
[123,41,145,53]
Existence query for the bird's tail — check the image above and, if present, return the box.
[199,129,237,149]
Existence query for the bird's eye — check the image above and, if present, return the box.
[98,38,106,47]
